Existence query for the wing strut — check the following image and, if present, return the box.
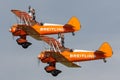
[50,40,57,52]
[55,41,61,53]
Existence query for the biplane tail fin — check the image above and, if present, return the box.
[67,16,81,31]
[98,42,113,58]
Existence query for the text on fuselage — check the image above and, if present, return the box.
[40,27,64,32]
[70,54,95,59]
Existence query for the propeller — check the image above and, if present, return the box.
[38,59,40,66]
[12,35,15,40]
[9,27,16,40]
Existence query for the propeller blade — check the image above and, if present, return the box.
[38,59,40,67]
[12,35,14,40]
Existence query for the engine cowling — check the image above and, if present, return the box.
[9,24,27,36]
[38,51,56,63]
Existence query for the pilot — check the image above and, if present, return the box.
[28,6,36,21]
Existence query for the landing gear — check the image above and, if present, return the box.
[16,38,32,49]
[51,69,62,76]
[44,66,61,76]
[44,62,62,76]
[72,32,75,36]
[103,58,107,63]
[21,42,32,49]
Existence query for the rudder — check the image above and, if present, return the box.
[98,42,113,58]
[67,16,81,31]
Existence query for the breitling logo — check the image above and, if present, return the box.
[40,27,64,32]
[70,54,95,59]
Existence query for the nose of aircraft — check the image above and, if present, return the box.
[9,24,17,33]
[9,27,15,33]
[38,53,44,60]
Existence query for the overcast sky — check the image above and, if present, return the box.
[0,0,120,80]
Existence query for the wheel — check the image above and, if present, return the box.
[103,58,107,63]
[72,32,75,36]
[51,69,62,77]
[21,42,32,49]
[21,43,28,49]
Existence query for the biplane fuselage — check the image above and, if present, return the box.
[39,49,112,63]
[10,21,80,38]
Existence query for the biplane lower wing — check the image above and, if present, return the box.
[17,24,42,40]
[51,52,80,67]
[17,25,63,49]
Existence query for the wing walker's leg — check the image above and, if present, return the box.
[58,33,65,48]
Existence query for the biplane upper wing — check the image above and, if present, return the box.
[11,10,31,21]
[11,10,36,25]
[51,51,80,67]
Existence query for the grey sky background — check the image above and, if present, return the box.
[0,0,120,80]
